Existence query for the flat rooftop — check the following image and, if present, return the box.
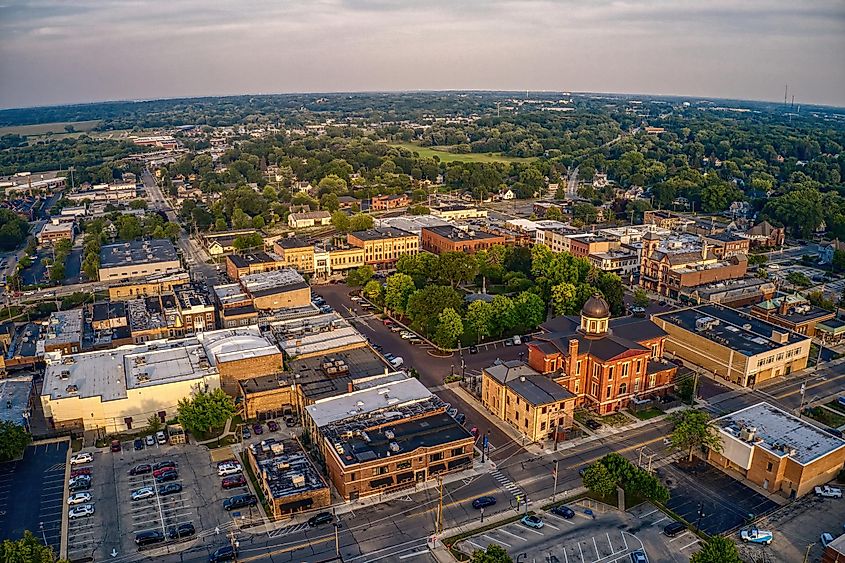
[100,239,178,268]
[197,327,281,365]
[278,326,366,357]
[228,251,280,269]
[715,402,845,465]
[348,227,415,241]
[241,268,308,296]
[0,374,33,425]
[654,304,808,357]
[213,283,251,306]
[288,347,390,401]
[248,439,328,502]
[423,225,501,241]
[44,309,83,347]
[377,215,451,235]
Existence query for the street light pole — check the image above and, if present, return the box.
[552,459,559,502]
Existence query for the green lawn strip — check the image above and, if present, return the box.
[237,451,273,519]
[631,407,663,420]
[826,400,845,415]
[445,511,531,560]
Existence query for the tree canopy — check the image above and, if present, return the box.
[177,388,236,436]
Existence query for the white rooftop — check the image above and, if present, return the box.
[376,215,452,235]
[305,374,432,428]
[213,283,250,306]
[278,326,366,357]
[197,326,281,365]
[715,402,845,465]
[240,268,306,294]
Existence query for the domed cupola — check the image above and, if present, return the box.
[580,293,610,337]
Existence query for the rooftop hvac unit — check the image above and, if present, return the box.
[333,442,344,454]
[384,429,395,440]
[340,430,353,439]
[389,442,401,453]
[291,473,305,488]
[270,443,284,455]
[739,426,757,441]
[60,370,70,380]
[137,373,150,383]
[361,431,371,443]
[66,384,79,395]
[742,324,752,330]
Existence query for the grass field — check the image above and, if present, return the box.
[0,120,102,137]
[389,142,537,164]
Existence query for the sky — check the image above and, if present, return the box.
[1,0,844,109]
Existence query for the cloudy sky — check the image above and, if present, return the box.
[1,0,843,109]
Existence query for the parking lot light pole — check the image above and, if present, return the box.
[39,521,46,546]
[480,507,484,524]
[333,507,340,556]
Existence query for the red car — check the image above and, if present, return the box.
[267,420,280,432]
[110,440,121,452]
[70,468,92,477]
[221,475,247,489]
[153,465,177,478]
[383,319,393,326]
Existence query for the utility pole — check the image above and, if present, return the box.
[229,527,240,562]
[552,459,559,502]
[436,475,444,534]
[333,507,340,556]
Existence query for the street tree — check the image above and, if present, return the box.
[434,307,464,349]
[512,291,545,332]
[436,252,478,288]
[670,410,723,462]
[0,421,30,462]
[406,285,463,336]
[470,544,513,563]
[582,462,616,498]
[689,536,742,563]
[633,288,650,308]
[363,280,383,305]
[147,414,163,433]
[330,211,350,233]
[384,273,416,315]
[0,530,69,563]
[490,295,516,337]
[177,388,236,437]
[346,265,374,287]
[348,213,374,232]
[233,233,264,251]
[465,300,494,343]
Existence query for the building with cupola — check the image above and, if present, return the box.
[526,294,677,415]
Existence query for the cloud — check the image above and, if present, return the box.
[0,0,843,108]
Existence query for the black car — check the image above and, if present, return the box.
[158,483,183,496]
[663,521,687,537]
[208,545,237,562]
[223,494,257,511]
[308,512,334,527]
[472,496,496,509]
[469,345,478,354]
[134,530,165,547]
[455,413,466,425]
[129,464,152,476]
[551,505,575,519]
[152,460,178,471]
[167,522,196,540]
[585,419,602,430]
[69,480,91,492]
[155,469,178,483]
[133,438,144,451]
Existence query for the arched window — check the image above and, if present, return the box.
[619,383,627,395]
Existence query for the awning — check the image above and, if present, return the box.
[370,476,394,488]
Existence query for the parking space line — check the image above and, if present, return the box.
[593,536,599,559]
[563,549,569,563]
[652,517,668,526]
[639,509,658,518]
[621,532,628,550]
[606,532,614,554]
[482,534,510,548]
[578,543,585,563]
[544,521,560,531]
[523,527,544,536]
[680,539,700,550]
[466,540,486,551]
[498,529,527,542]
[547,513,576,525]
[668,532,690,543]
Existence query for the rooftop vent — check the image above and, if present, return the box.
[384,429,395,440]
[739,426,757,441]
[60,370,70,380]
[66,384,78,395]
[389,442,401,453]
[290,474,305,488]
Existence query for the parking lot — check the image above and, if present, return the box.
[662,460,780,535]
[456,502,694,562]
[0,440,68,556]
[740,491,845,563]
[78,439,243,560]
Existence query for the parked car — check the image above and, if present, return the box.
[69,504,95,519]
[663,521,687,537]
[512,335,522,345]
[145,435,156,447]
[158,483,183,496]
[208,545,237,562]
[242,427,251,439]
[383,353,396,361]
[822,532,835,547]
[472,496,496,509]
[629,550,647,563]
[383,319,393,326]
[815,485,843,498]
[390,356,404,368]
[167,522,196,540]
[308,512,334,527]
[70,468,92,477]
[129,464,152,476]
[223,494,258,511]
[134,530,165,547]
[133,438,145,451]
[585,419,602,431]
[469,345,478,354]
[153,466,177,478]
[110,440,122,452]
[504,338,513,346]
[70,452,94,465]
[551,505,575,519]
[218,465,242,477]
[252,423,264,435]
[153,460,178,471]
[67,492,92,505]
[740,528,773,545]
[267,420,280,432]
[156,431,167,445]
[284,416,298,427]
[69,475,91,488]
[521,515,544,529]
[222,475,247,489]
[155,469,178,483]
[68,477,92,492]
[131,487,155,501]
[455,413,466,425]
[447,408,458,418]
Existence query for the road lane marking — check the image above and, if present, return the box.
[399,551,428,560]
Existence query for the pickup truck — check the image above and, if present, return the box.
[740,528,773,545]
[815,485,843,498]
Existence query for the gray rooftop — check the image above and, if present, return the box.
[287,347,391,401]
[715,402,845,465]
[100,239,178,268]
[249,439,328,502]
[0,374,33,426]
[241,268,308,296]
[44,309,83,347]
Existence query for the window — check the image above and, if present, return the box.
[648,374,656,389]
[515,411,520,421]
[619,383,627,395]
[591,382,599,396]
[540,422,546,431]
[607,366,614,381]
[397,460,411,470]
[593,364,601,378]
[541,406,547,414]
[636,359,642,374]
[124,417,133,430]
[651,343,659,358]
[634,379,640,392]
[451,447,464,457]
[622,363,629,377]
[351,472,356,480]
[374,466,388,476]
[766,461,773,472]
[516,397,520,405]
[429,452,443,462]
[606,385,612,399]
[576,360,582,375]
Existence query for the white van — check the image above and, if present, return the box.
[390,356,404,368]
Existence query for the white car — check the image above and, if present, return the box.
[68,504,95,519]
[218,465,242,477]
[350,296,361,302]
[390,356,404,368]
[131,487,155,501]
[815,486,843,498]
[145,435,156,447]
[740,528,773,545]
[70,452,94,465]
[400,332,414,339]
[67,492,92,505]
[156,431,167,445]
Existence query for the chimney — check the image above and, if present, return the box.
[700,239,708,261]
[567,339,579,377]
[347,381,354,393]
[771,330,789,344]
[778,298,788,316]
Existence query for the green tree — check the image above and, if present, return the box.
[348,213,374,232]
[317,174,348,195]
[129,199,148,210]
[231,208,252,229]
[176,388,236,436]
[434,307,463,349]
[551,282,578,316]
[363,280,383,305]
[233,233,264,251]
[147,414,163,433]
[512,291,545,332]
[465,300,494,343]
[633,288,650,308]
[470,544,512,563]
[670,410,723,462]
[347,265,374,287]
[833,249,845,273]
[436,252,478,288]
[0,530,68,563]
[582,462,616,498]
[406,285,463,336]
[785,271,811,287]
[331,211,350,233]
[320,193,340,212]
[689,536,742,563]
[0,422,31,462]
[384,273,417,316]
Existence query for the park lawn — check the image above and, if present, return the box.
[827,399,845,415]
[389,142,537,164]
[630,407,663,421]
[0,120,101,137]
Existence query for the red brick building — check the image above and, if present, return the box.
[371,194,411,211]
[420,226,506,255]
[527,295,677,414]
